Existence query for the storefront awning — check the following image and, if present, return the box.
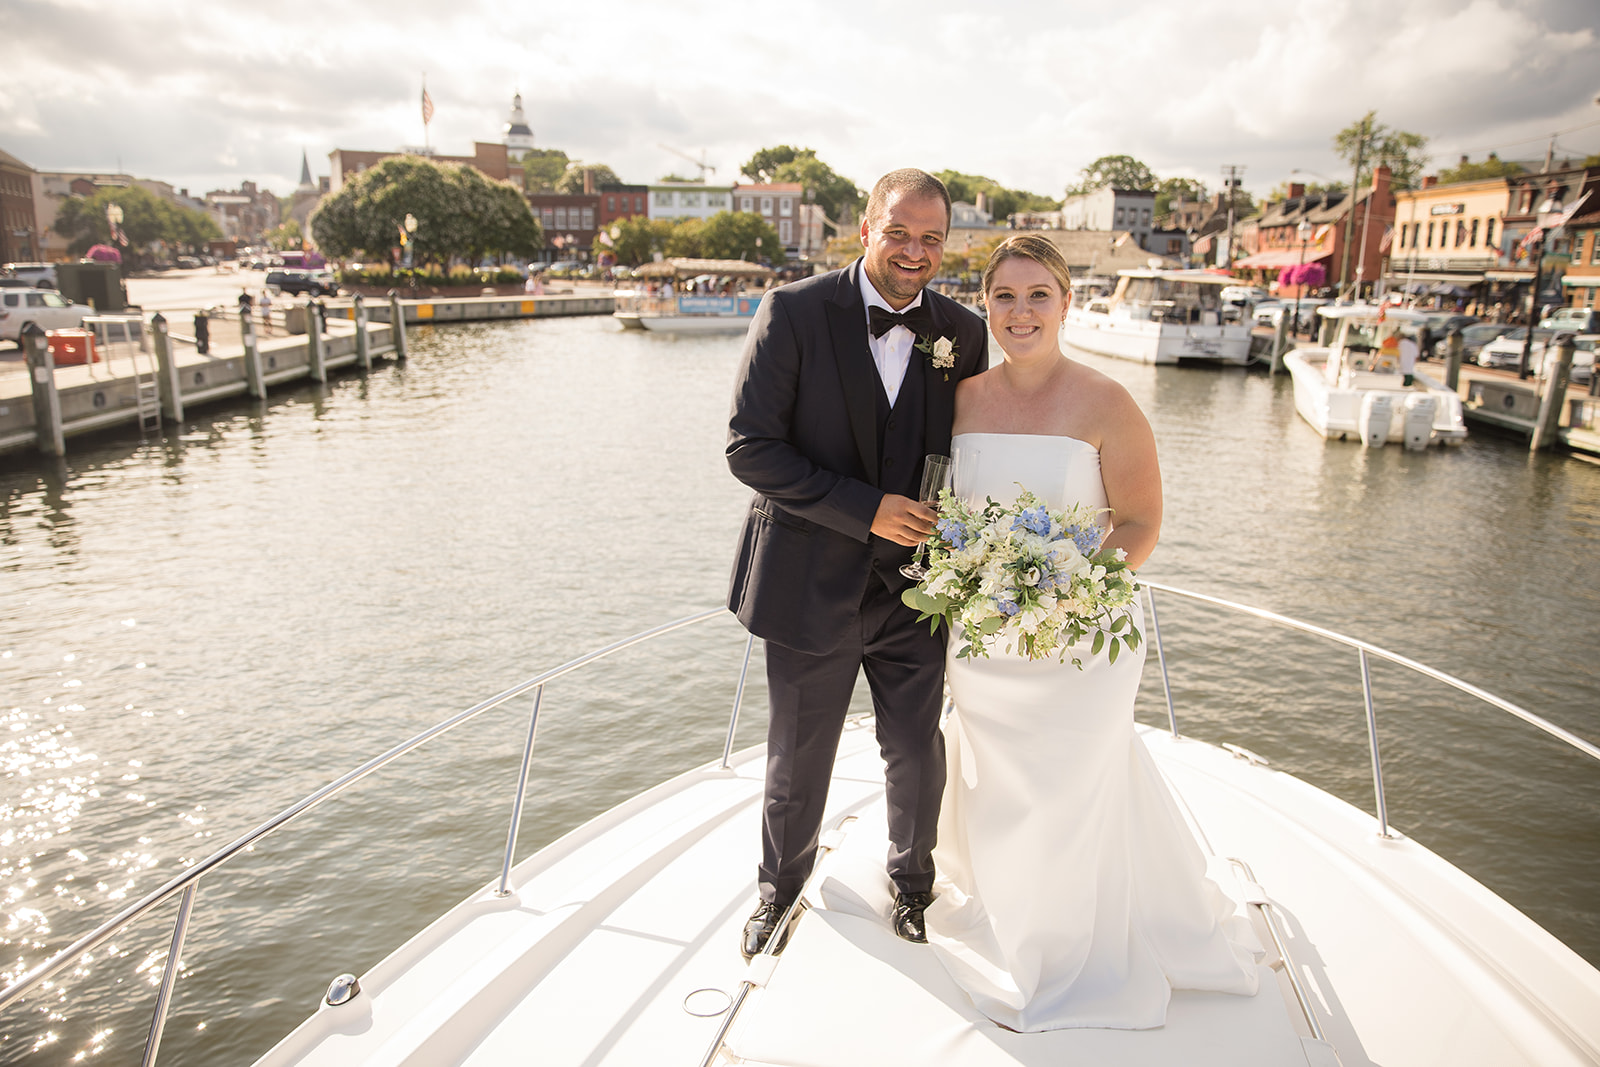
[1484,269,1536,281]
[1381,272,1487,285]
[1230,248,1331,269]
[1561,275,1600,287]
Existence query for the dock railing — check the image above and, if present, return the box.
[1,589,1596,1065]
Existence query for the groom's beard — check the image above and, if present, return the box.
[865,256,936,306]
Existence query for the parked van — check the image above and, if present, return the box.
[1539,307,1600,334]
[2,262,58,289]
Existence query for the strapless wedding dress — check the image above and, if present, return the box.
[925,432,1259,1032]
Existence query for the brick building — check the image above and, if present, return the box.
[1233,165,1395,297]
[0,148,38,264]
[529,193,599,260]
[328,143,524,193]
[598,183,648,228]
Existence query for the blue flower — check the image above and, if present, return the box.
[993,596,1021,617]
[1011,506,1051,536]
[1064,523,1102,555]
[937,517,971,551]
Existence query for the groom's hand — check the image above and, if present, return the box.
[871,494,937,547]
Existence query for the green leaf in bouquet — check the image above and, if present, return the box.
[979,615,1006,636]
[1125,627,1142,650]
[1111,614,1128,633]
[1091,630,1105,655]
[1107,638,1121,665]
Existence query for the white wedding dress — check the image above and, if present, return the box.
[925,432,1260,1032]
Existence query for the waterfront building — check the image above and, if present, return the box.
[1388,174,1512,295]
[1059,187,1157,252]
[287,150,327,230]
[0,148,38,265]
[529,192,600,261]
[1498,164,1600,312]
[204,180,281,243]
[1562,206,1600,310]
[598,183,649,229]
[950,197,995,229]
[730,181,807,253]
[1233,166,1394,298]
[648,181,733,222]
[30,171,206,262]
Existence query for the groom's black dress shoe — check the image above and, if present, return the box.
[892,890,934,943]
[741,899,795,961]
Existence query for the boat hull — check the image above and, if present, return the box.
[1062,311,1253,365]
[612,311,755,335]
[1284,349,1468,445]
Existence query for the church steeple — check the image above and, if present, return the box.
[504,92,535,157]
[297,149,314,191]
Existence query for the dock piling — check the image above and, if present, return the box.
[152,314,184,422]
[1444,329,1464,392]
[240,310,266,398]
[307,303,327,382]
[354,295,370,371]
[1271,315,1289,373]
[1531,334,1575,452]
[22,323,64,456]
[389,291,408,360]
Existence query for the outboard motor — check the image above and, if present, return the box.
[1359,393,1394,448]
[1402,394,1438,451]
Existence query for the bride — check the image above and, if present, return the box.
[923,234,1260,1031]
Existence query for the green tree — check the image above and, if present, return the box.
[659,172,694,183]
[1267,180,1345,200]
[697,211,786,265]
[309,155,540,267]
[53,185,219,257]
[1333,110,1429,191]
[932,170,1058,223]
[599,215,676,265]
[265,218,303,251]
[664,217,704,258]
[1436,153,1524,185]
[1154,177,1208,217]
[740,146,863,222]
[520,148,570,192]
[556,163,621,194]
[1066,155,1157,197]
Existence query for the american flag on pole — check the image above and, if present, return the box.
[1378,225,1394,253]
[421,87,435,126]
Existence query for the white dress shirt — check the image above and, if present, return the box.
[860,270,924,408]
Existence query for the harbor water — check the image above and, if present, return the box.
[1,315,1597,1064]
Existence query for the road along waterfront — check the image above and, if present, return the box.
[0,315,1596,1063]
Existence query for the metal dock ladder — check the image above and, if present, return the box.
[86,314,161,435]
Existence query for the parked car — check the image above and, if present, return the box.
[1476,328,1554,370]
[0,286,95,342]
[1571,335,1597,385]
[1254,298,1328,332]
[1539,307,1600,334]
[176,256,202,270]
[2,262,58,289]
[265,269,338,297]
[1459,323,1511,362]
[1220,285,1270,322]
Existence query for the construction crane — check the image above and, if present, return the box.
[657,144,716,181]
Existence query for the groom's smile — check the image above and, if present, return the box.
[861,192,948,309]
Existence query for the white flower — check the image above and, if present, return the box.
[931,336,955,368]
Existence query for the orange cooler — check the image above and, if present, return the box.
[47,328,100,365]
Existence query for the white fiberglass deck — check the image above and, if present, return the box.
[253,716,1600,1067]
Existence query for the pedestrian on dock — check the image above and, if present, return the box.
[259,288,273,336]
[194,310,210,355]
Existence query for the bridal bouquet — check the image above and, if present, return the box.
[901,488,1141,666]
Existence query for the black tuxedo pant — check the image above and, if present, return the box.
[759,576,946,905]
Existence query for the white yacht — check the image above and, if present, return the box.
[3,590,1597,1067]
[1283,306,1468,448]
[613,259,773,334]
[1062,268,1254,365]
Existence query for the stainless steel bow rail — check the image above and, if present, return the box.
[0,607,742,1067]
[1,590,1596,1066]
[1141,581,1600,838]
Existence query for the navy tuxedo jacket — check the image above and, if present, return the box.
[726,259,989,654]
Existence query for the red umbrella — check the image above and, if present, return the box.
[85,244,122,263]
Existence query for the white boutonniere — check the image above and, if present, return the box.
[915,334,957,380]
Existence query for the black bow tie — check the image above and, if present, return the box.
[868,303,933,339]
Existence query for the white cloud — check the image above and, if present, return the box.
[0,0,1595,201]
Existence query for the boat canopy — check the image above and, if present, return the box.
[634,258,776,280]
[1114,268,1236,286]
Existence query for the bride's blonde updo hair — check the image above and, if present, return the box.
[981,233,1074,297]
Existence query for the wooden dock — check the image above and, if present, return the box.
[0,292,615,458]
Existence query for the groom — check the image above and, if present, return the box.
[726,168,988,959]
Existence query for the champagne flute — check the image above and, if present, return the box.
[900,454,953,580]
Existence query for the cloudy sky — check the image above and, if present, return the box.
[3,0,1598,204]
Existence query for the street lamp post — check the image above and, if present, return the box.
[1519,194,1564,379]
[1293,219,1313,339]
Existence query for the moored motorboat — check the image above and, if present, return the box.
[3,590,1597,1066]
[613,259,774,334]
[1062,268,1254,365]
[1284,305,1467,448]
